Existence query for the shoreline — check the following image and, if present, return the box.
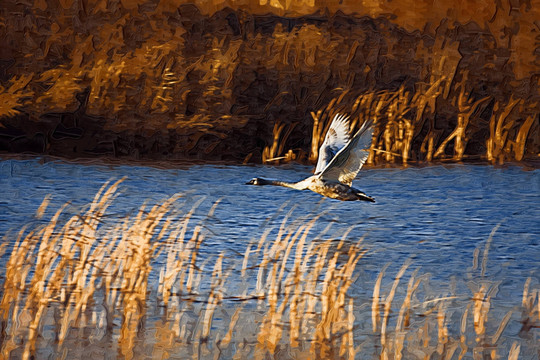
[1,151,539,170]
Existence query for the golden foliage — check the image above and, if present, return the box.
[0,1,537,162]
[0,75,34,119]
[307,77,538,166]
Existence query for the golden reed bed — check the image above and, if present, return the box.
[1,2,538,164]
[0,181,538,359]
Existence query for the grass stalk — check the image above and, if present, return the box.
[0,184,537,359]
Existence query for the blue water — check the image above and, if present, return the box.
[1,158,539,302]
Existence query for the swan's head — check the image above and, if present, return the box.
[246,177,264,185]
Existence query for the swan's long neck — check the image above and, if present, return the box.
[259,178,308,190]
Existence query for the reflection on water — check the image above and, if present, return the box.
[0,157,539,358]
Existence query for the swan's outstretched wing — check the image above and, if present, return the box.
[318,119,374,186]
[314,114,351,174]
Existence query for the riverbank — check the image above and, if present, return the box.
[1,2,538,165]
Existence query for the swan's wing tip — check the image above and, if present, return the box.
[314,113,352,173]
[319,117,376,183]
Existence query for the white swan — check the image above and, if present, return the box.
[246,114,375,202]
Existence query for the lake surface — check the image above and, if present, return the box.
[1,157,539,304]
[0,159,540,359]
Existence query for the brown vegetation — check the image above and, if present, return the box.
[0,1,538,164]
[0,184,538,358]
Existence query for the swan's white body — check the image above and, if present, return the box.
[247,114,375,202]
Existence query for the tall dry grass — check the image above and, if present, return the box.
[0,75,34,119]
[1,2,538,163]
[0,183,538,359]
[303,69,538,167]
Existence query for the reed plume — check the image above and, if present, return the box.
[0,183,537,359]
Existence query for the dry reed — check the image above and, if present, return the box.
[0,183,538,359]
[1,2,538,163]
[305,74,537,167]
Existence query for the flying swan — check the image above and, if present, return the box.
[246,114,375,202]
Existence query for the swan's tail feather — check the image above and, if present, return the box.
[356,191,375,202]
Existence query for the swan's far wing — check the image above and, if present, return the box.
[318,120,374,185]
[314,114,351,174]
